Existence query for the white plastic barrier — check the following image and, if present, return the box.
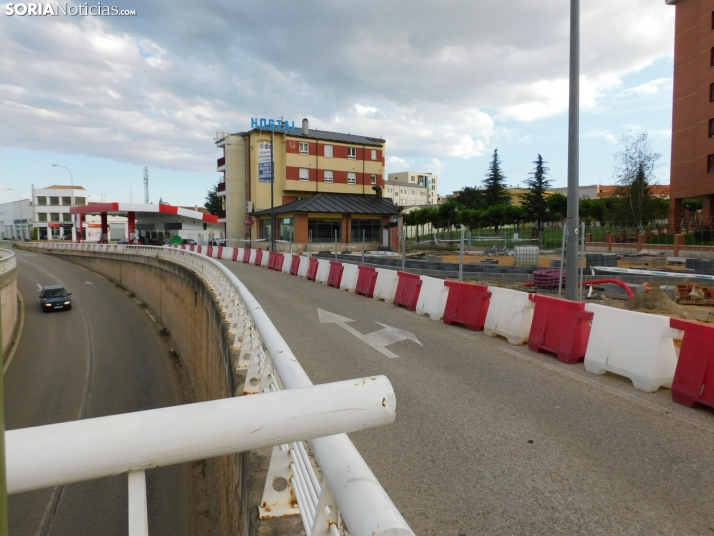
[315,259,331,284]
[483,287,534,345]
[373,268,399,304]
[583,304,683,392]
[260,251,270,268]
[221,247,235,261]
[297,256,310,278]
[249,249,257,265]
[340,263,360,293]
[236,248,245,262]
[415,276,448,321]
[281,253,292,274]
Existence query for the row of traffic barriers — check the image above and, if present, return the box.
[21,242,415,536]
[209,246,714,413]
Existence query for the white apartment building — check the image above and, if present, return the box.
[33,185,88,240]
[385,171,439,207]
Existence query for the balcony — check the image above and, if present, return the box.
[217,182,226,192]
[217,156,226,169]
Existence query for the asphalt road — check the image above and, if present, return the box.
[222,259,714,536]
[6,250,188,536]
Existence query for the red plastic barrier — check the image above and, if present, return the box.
[242,249,251,263]
[327,261,344,288]
[356,266,378,297]
[206,246,213,258]
[273,253,285,271]
[527,294,593,364]
[443,281,492,331]
[181,245,186,250]
[232,248,240,261]
[267,251,276,270]
[255,249,263,266]
[307,258,319,281]
[670,318,714,409]
[190,245,195,252]
[217,246,223,259]
[290,255,301,276]
[196,246,203,254]
[394,272,422,311]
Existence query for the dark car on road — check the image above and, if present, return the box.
[40,285,72,312]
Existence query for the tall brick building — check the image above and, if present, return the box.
[668,0,714,228]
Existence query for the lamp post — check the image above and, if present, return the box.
[565,0,580,300]
[51,164,76,242]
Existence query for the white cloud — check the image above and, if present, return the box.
[583,130,619,144]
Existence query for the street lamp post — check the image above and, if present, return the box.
[565,0,580,300]
[51,164,76,242]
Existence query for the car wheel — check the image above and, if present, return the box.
[67,305,72,310]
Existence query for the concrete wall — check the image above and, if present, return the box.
[0,259,17,355]
[39,250,242,535]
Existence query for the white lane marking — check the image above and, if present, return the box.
[4,290,25,373]
[497,346,714,435]
[84,281,97,289]
[36,283,42,292]
[318,308,421,358]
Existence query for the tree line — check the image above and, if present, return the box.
[402,132,669,239]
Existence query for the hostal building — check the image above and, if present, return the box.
[216,119,386,243]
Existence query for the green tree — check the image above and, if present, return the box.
[452,186,486,211]
[612,131,661,223]
[520,154,551,230]
[458,208,484,231]
[482,149,510,207]
[204,183,223,216]
[546,193,567,222]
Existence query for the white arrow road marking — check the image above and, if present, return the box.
[318,309,422,358]
[36,284,42,291]
[85,281,97,289]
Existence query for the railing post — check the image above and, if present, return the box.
[128,471,149,536]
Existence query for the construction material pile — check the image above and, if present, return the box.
[623,287,692,319]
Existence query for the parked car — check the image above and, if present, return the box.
[117,238,129,244]
[40,285,72,312]
[214,238,226,246]
[182,238,196,245]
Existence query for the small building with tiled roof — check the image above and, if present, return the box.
[252,192,398,248]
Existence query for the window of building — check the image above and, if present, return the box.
[279,217,294,242]
[371,149,377,161]
[710,119,714,138]
[260,219,272,241]
[299,142,309,155]
[62,213,72,222]
[50,213,60,222]
[351,219,381,242]
[324,144,333,158]
[371,174,377,185]
[49,197,60,206]
[710,83,714,103]
[711,10,714,30]
[38,213,47,222]
[75,197,86,206]
[299,168,310,181]
[62,196,71,205]
[347,147,357,160]
[36,196,46,205]
[324,170,334,183]
[308,218,341,242]
[410,176,415,182]
[709,154,714,174]
[347,172,356,184]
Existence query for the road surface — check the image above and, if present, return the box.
[222,258,714,536]
[6,250,189,536]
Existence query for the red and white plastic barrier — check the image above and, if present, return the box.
[483,287,535,345]
[415,276,449,321]
[373,268,399,304]
[315,259,331,284]
[584,305,682,392]
[340,263,360,293]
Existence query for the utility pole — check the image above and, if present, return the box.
[270,129,275,252]
[565,0,580,300]
[143,167,149,204]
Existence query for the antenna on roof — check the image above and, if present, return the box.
[143,167,149,204]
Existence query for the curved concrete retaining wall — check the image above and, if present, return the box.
[0,249,18,357]
[31,248,241,535]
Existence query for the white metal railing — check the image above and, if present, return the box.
[21,242,416,536]
[0,248,16,274]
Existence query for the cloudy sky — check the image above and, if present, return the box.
[0,0,675,206]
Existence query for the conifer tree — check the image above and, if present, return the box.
[521,154,551,230]
[482,149,510,207]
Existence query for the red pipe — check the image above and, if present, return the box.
[583,279,635,299]
[524,279,634,298]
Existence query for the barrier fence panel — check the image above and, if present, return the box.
[527,295,593,364]
[483,287,534,345]
[393,272,422,311]
[443,282,491,331]
[414,276,449,320]
[340,263,360,293]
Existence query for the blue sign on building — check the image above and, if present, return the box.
[258,141,272,183]
[251,118,299,132]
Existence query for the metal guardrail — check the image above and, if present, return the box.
[22,242,415,536]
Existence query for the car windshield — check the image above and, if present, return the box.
[44,288,67,298]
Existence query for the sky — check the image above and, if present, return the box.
[0,0,676,206]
